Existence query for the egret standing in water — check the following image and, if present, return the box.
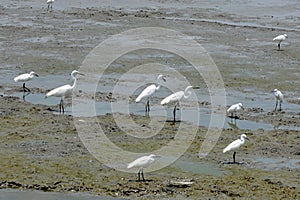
[14,71,39,92]
[227,103,244,119]
[223,134,249,164]
[135,74,166,113]
[272,89,283,111]
[161,86,199,123]
[273,34,287,50]
[127,154,160,182]
[45,70,84,113]
[47,0,54,12]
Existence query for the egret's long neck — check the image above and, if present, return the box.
[71,75,77,89]
[184,87,192,99]
[240,137,245,144]
[155,76,162,91]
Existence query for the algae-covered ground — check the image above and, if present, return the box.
[0,0,300,199]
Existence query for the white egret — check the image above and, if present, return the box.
[223,134,249,164]
[45,70,84,113]
[127,154,160,181]
[47,0,54,11]
[135,74,166,113]
[161,86,199,123]
[227,103,244,119]
[272,89,283,111]
[14,71,39,92]
[273,34,287,50]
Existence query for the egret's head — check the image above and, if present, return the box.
[30,71,39,77]
[241,134,249,140]
[71,70,85,77]
[283,34,287,38]
[157,74,167,82]
[149,154,161,159]
[272,89,278,93]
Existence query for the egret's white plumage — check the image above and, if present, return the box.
[135,74,166,112]
[161,86,199,122]
[273,34,287,50]
[127,154,160,181]
[14,71,39,92]
[272,89,283,111]
[46,70,84,113]
[227,103,244,118]
[47,0,55,11]
[223,134,248,163]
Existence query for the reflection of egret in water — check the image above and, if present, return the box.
[22,91,31,102]
[227,119,239,129]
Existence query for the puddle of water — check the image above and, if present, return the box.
[252,157,300,171]
[9,89,300,131]
[173,159,226,176]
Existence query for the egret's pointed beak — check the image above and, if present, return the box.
[162,76,167,82]
[192,86,200,89]
[78,72,85,76]
[35,73,39,77]
[246,137,250,141]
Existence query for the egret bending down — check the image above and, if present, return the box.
[223,134,249,164]
[127,154,160,182]
[14,71,39,92]
[47,0,54,11]
[272,89,283,111]
[273,34,287,50]
[45,70,84,113]
[161,86,199,123]
[135,74,166,113]
[227,103,244,119]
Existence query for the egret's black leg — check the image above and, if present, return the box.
[141,168,145,182]
[274,100,278,111]
[233,151,236,163]
[231,112,233,118]
[138,169,141,181]
[23,83,30,92]
[279,101,282,111]
[146,100,150,112]
[278,43,280,50]
[173,105,177,123]
[61,99,65,113]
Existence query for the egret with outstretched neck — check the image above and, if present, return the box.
[223,134,249,164]
[273,34,287,50]
[127,154,160,182]
[161,86,199,123]
[135,74,166,113]
[45,70,84,113]
[14,71,39,92]
[272,89,283,111]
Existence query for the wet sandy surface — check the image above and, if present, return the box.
[0,0,300,199]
